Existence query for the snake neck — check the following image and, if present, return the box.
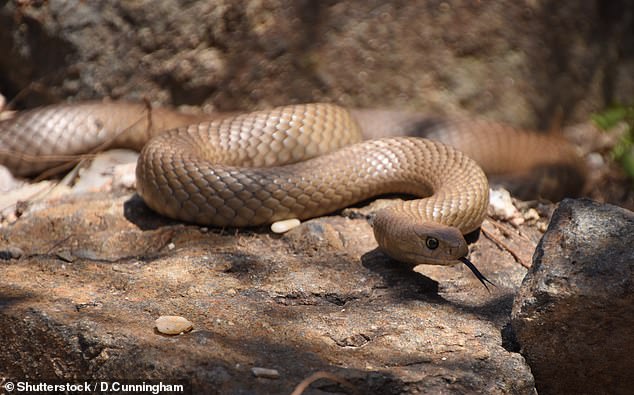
[386,195,488,236]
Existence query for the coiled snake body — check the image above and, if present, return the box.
[0,101,584,284]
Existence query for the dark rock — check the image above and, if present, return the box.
[0,245,23,260]
[511,198,634,395]
[1,1,633,127]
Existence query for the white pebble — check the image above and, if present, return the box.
[488,187,523,224]
[586,152,604,169]
[155,316,193,335]
[523,208,540,221]
[251,367,280,379]
[270,218,301,233]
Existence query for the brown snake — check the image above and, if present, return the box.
[0,101,585,287]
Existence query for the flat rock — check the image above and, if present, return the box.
[511,198,634,394]
[0,190,539,394]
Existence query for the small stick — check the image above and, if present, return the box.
[290,371,357,395]
[481,225,531,269]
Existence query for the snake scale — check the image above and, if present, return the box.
[0,101,585,287]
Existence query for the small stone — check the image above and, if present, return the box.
[251,367,279,379]
[56,251,75,263]
[488,187,523,225]
[155,316,193,335]
[270,218,300,233]
[167,243,175,250]
[586,152,604,169]
[283,220,345,251]
[522,208,540,221]
[0,246,24,260]
[8,245,23,258]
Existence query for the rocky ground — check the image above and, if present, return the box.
[0,140,631,394]
[0,163,541,394]
[1,1,633,394]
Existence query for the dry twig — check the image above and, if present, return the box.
[290,371,357,395]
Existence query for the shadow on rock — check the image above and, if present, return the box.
[361,248,440,298]
[123,194,178,230]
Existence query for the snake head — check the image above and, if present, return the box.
[372,215,496,290]
[372,218,469,266]
[408,223,469,265]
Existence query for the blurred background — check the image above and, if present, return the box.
[0,0,632,129]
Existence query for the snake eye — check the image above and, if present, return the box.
[425,236,439,250]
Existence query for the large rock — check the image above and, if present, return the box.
[512,199,634,394]
[1,1,633,127]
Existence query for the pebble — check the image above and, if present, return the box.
[586,152,604,169]
[0,246,24,260]
[251,367,280,379]
[522,208,540,221]
[488,187,524,226]
[270,218,301,233]
[155,315,193,335]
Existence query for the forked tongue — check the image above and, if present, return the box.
[459,257,496,292]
